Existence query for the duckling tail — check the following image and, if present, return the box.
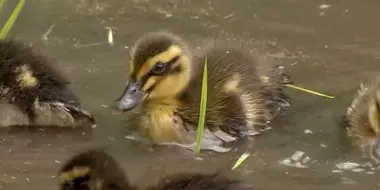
[260,65,291,118]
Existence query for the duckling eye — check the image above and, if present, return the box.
[151,62,166,75]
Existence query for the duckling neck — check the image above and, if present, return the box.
[139,97,188,144]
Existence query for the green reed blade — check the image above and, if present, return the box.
[0,0,26,39]
[195,56,208,155]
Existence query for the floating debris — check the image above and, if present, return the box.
[278,151,314,168]
[223,12,235,19]
[290,151,305,161]
[301,156,311,165]
[231,152,250,170]
[319,4,331,9]
[74,42,108,48]
[105,27,114,46]
[304,129,313,134]
[41,23,56,41]
[351,168,365,173]
[335,162,360,170]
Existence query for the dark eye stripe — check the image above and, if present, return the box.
[138,55,181,93]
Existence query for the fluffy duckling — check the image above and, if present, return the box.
[58,149,253,190]
[59,149,132,190]
[0,40,94,127]
[343,78,380,163]
[115,32,290,151]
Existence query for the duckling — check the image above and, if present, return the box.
[115,31,290,151]
[59,149,133,190]
[343,78,380,162]
[0,40,94,127]
[58,149,253,190]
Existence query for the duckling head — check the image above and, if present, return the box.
[115,32,191,112]
[59,149,133,190]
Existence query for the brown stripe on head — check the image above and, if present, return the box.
[128,32,179,80]
[136,45,183,80]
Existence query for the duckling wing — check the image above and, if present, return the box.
[182,47,270,137]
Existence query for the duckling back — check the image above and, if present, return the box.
[180,47,288,138]
[0,40,94,127]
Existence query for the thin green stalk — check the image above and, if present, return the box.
[195,56,208,155]
[0,0,26,39]
[0,0,8,15]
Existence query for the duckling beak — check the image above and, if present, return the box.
[115,81,145,112]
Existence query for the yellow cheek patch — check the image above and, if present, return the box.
[142,76,161,92]
[60,166,91,182]
[136,45,182,80]
[16,64,38,88]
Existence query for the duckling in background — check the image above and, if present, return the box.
[0,40,94,127]
[59,149,253,190]
[59,149,132,190]
[343,78,380,163]
[115,31,290,152]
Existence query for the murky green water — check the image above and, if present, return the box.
[0,0,379,189]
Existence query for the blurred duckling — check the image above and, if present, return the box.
[115,32,290,152]
[59,149,253,190]
[0,40,94,127]
[343,78,380,162]
[59,149,132,190]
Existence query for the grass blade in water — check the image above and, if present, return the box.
[285,84,335,99]
[195,56,208,155]
[232,152,251,170]
[0,0,26,39]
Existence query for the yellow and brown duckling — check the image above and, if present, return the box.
[342,78,380,163]
[115,31,290,152]
[58,149,253,190]
[0,40,94,127]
